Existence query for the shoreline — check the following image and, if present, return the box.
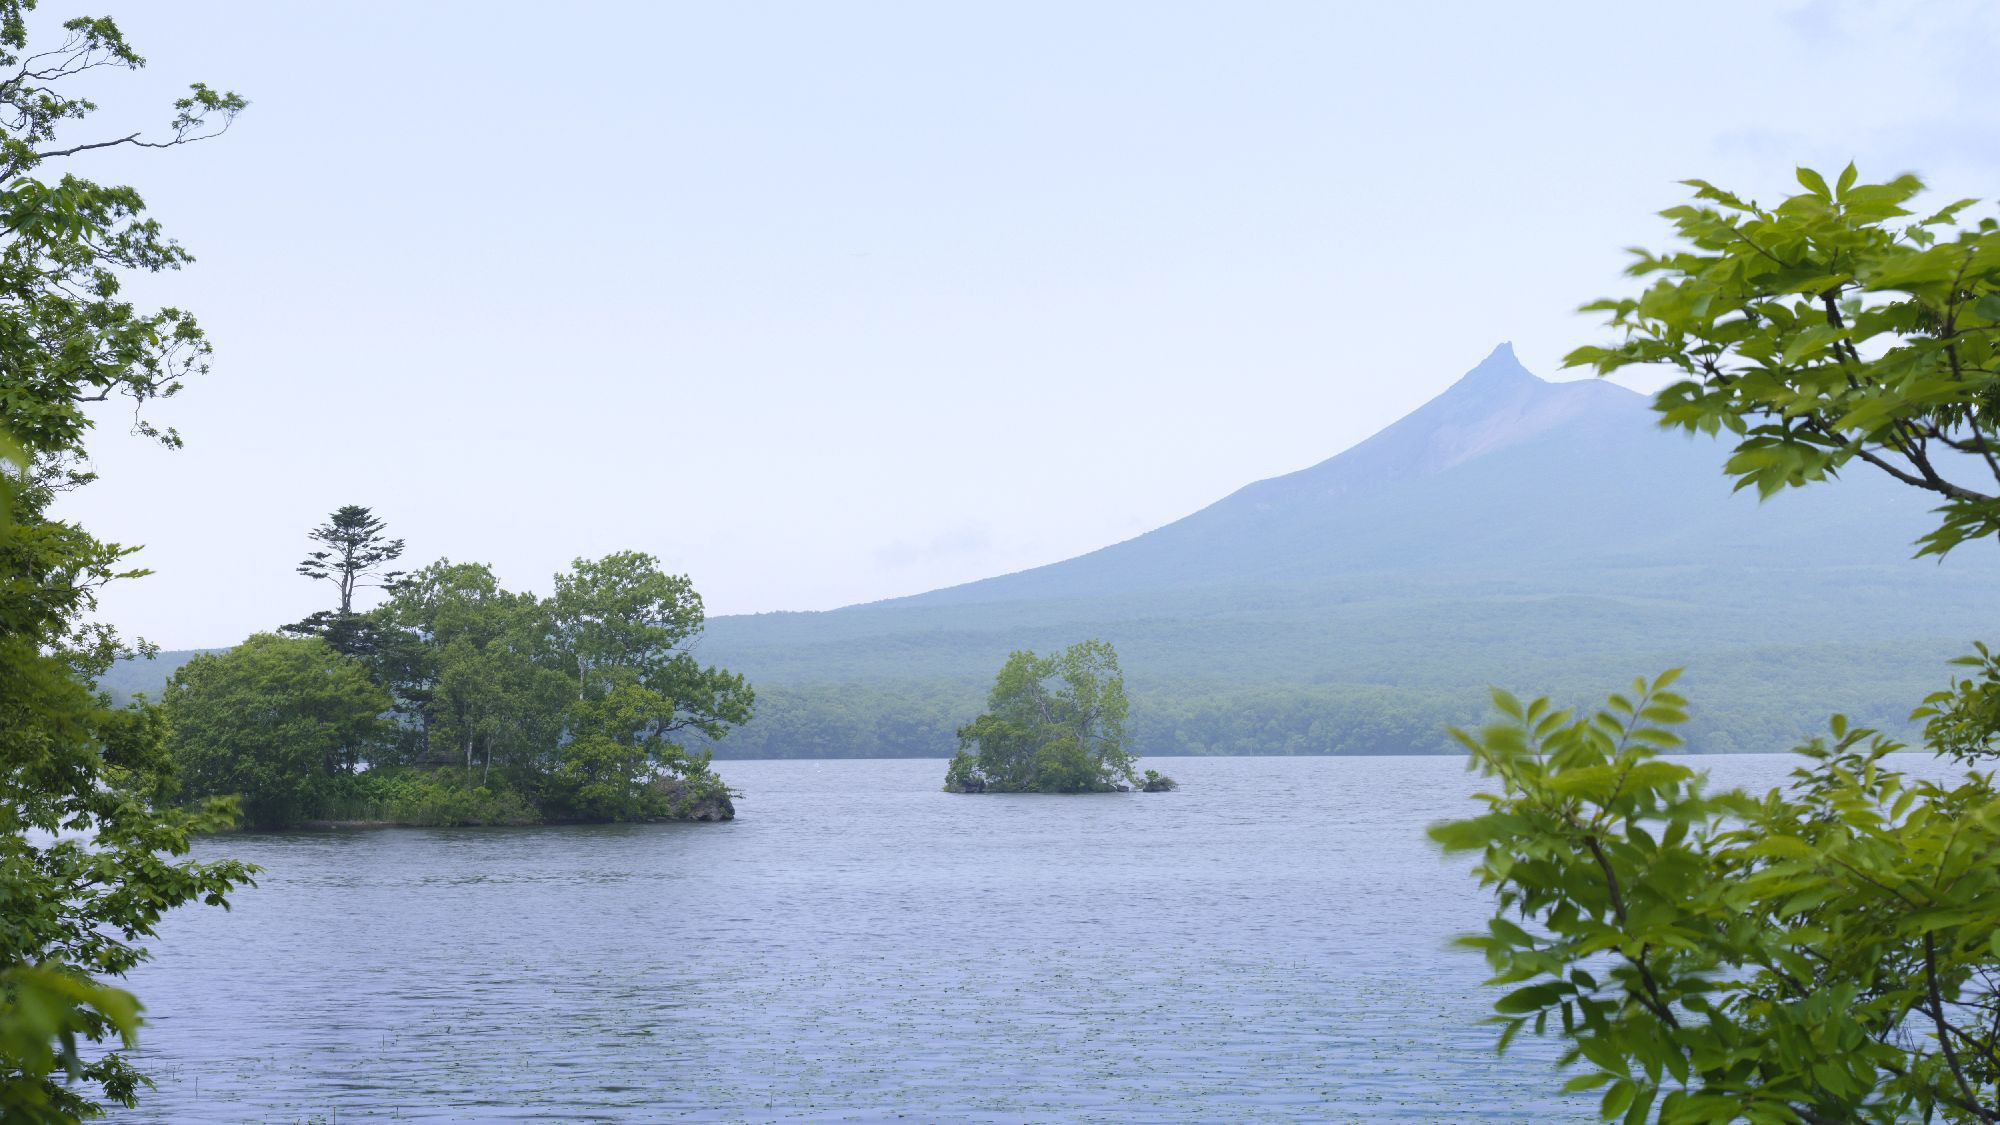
[209,812,735,835]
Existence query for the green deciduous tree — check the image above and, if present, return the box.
[1568,165,2000,558]
[0,5,253,1119]
[545,551,750,819]
[1438,168,2000,1123]
[164,635,392,829]
[552,551,713,701]
[378,559,568,782]
[945,640,1139,793]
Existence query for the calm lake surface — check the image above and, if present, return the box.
[116,754,1878,1122]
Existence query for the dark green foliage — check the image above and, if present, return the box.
[942,750,984,792]
[537,550,751,820]
[0,4,254,1117]
[309,769,539,828]
[1440,169,2000,1122]
[164,551,751,828]
[374,559,569,780]
[945,640,1139,793]
[549,551,754,745]
[163,636,392,830]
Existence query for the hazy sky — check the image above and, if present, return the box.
[50,0,2000,646]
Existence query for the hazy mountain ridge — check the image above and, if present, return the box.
[112,345,2000,756]
[690,345,2000,756]
[852,344,1948,612]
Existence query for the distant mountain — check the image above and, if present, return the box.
[99,647,206,707]
[111,345,2000,758]
[694,344,2000,757]
[877,344,1936,605]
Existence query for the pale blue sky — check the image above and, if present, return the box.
[51,0,2000,645]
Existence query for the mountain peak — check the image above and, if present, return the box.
[1447,342,1538,395]
[869,339,1664,609]
[1164,343,1645,520]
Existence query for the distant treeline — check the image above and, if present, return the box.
[118,645,1939,764]
[697,676,1928,760]
[119,642,1942,764]
[676,558,1986,761]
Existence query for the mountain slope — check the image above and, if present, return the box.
[877,343,1938,606]
[695,344,2000,757]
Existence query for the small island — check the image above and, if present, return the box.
[160,507,750,831]
[944,640,1175,794]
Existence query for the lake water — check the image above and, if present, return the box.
[116,754,1869,1122]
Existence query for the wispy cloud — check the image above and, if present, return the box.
[871,525,994,571]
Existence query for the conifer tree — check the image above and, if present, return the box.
[285,505,405,656]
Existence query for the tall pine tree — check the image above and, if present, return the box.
[285,505,405,657]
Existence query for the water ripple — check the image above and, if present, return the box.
[114,755,1847,1121]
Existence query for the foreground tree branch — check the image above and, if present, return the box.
[1437,168,2000,1123]
[0,2,254,1119]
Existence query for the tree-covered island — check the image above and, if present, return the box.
[944,640,1175,794]
[158,507,751,830]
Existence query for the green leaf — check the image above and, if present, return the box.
[1563,1071,1615,1093]
[1490,917,1536,948]
[1601,1078,1636,1118]
[1779,323,1845,366]
[1495,983,1566,1014]
[1745,835,1814,860]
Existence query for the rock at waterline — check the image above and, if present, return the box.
[646,774,736,821]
